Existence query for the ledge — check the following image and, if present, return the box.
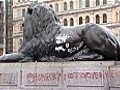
[0,61,116,67]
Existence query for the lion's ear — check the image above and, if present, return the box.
[27,8,33,15]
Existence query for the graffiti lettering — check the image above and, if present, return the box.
[26,70,120,83]
[27,72,61,83]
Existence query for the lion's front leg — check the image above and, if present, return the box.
[0,53,26,62]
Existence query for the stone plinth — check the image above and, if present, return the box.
[0,61,119,90]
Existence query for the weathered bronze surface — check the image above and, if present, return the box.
[0,2,120,62]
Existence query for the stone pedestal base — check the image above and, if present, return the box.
[0,61,119,90]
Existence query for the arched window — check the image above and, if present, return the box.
[103,0,107,4]
[64,2,67,10]
[64,19,68,26]
[70,18,74,26]
[85,16,90,23]
[49,4,53,8]
[79,0,82,8]
[55,3,59,12]
[96,0,100,6]
[79,17,83,24]
[20,24,23,31]
[103,14,107,23]
[96,14,100,24]
[22,9,25,17]
[85,0,89,7]
[70,1,73,10]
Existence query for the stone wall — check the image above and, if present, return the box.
[0,61,120,90]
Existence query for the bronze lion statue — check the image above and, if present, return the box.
[0,2,120,62]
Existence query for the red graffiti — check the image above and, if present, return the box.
[64,71,105,80]
[26,70,120,83]
[27,72,61,83]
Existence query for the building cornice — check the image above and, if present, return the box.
[106,22,120,29]
[13,18,23,23]
[57,3,120,16]
[13,32,23,38]
[44,0,63,3]
[13,1,33,8]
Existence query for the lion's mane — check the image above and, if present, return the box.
[20,2,61,60]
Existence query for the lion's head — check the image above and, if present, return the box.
[20,2,61,60]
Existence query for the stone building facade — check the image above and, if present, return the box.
[0,1,4,55]
[5,0,13,54]
[0,0,13,55]
[13,0,120,52]
[45,0,120,36]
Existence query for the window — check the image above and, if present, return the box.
[79,0,82,8]
[0,25,3,44]
[85,0,90,7]
[0,49,3,55]
[103,14,107,23]
[18,9,21,18]
[70,1,73,10]
[70,18,74,26]
[8,28,12,37]
[20,25,23,31]
[64,19,68,26]
[116,12,118,22]
[50,4,53,8]
[79,17,83,24]
[64,2,67,10]
[85,16,90,23]
[22,9,25,17]
[8,4,12,16]
[103,0,107,4]
[19,39,23,45]
[96,14,100,24]
[96,0,100,6]
[0,1,2,6]
[0,13,2,20]
[119,11,120,21]
[55,3,59,12]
